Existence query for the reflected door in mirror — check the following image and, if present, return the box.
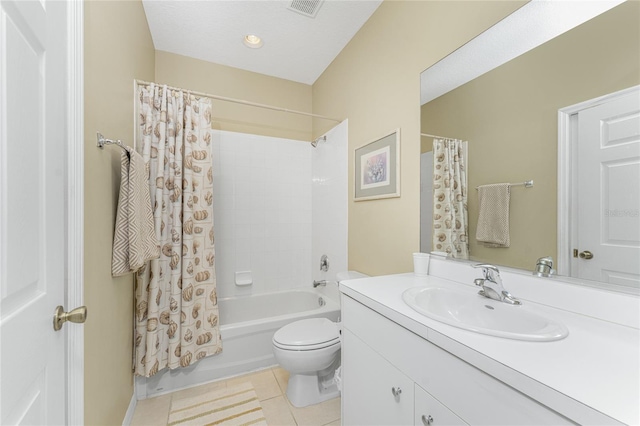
[574,88,640,291]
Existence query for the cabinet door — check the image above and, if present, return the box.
[342,328,415,426]
[415,384,468,426]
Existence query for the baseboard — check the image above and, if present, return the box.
[121,393,137,426]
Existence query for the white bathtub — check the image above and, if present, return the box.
[136,288,340,398]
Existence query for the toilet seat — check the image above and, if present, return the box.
[273,318,340,351]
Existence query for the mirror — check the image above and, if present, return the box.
[420,2,639,289]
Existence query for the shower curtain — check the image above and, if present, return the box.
[134,83,221,377]
[432,139,469,259]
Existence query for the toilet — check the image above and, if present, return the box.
[272,271,368,407]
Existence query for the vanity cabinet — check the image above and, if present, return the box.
[342,328,414,426]
[341,295,574,426]
[342,327,467,426]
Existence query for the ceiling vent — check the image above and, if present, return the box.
[287,0,324,18]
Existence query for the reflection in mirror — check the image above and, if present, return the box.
[430,138,469,259]
[420,2,640,293]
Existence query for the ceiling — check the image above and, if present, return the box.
[142,0,383,85]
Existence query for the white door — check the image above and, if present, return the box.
[1,1,72,423]
[575,88,640,290]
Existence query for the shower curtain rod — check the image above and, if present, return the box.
[421,132,463,141]
[135,80,342,123]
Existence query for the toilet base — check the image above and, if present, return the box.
[286,372,340,408]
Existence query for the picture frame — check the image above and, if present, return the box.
[354,128,400,201]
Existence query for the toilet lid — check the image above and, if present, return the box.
[273,318,339,350]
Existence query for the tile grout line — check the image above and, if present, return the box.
[271,366,298,425]
[270,366,299,426]
[165,389,174,425]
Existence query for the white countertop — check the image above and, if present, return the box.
[339,273,640,425]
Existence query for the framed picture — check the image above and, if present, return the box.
[354,128,400,201]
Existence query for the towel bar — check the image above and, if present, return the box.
[97,132,127,150]
[475,180,533,190]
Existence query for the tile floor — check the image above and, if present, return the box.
[130,367,341,426]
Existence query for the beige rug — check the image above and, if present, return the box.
[167,382,267,426]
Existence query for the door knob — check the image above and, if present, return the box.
[578,250,594,260]
[421,415,434,425]
[53,305,87,331]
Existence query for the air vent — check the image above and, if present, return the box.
[287,0,324,18]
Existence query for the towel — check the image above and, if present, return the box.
[112,146,159,276]
[475,183,511,247]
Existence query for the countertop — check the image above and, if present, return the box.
[339,273,640,425]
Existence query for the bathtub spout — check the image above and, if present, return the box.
[313,280,327,288]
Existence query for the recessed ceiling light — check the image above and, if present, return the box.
[243,34,263,49]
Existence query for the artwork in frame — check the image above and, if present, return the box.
[354,128,400,201]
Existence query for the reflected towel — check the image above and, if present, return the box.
[476,183,510,247]
[112,146,159,276]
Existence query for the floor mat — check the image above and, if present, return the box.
[167,382,267,426]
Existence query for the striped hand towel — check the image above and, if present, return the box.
[112,146,159,276]
[475,183,511,247]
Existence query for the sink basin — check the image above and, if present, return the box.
[402,286,569,341]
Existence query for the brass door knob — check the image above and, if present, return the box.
[53,305,87,331]
[579,250,594,260]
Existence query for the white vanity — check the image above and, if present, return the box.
[339,256,639,425]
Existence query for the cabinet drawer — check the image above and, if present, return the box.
[342,295,573,425]
[342,328,414,426]
[415,384,467,426]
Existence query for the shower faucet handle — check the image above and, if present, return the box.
[320,255,329,272]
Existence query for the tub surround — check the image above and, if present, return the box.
[339,258,639,425]
[311,121,349,287]
[212,130,314,298]
[212,123,347,299]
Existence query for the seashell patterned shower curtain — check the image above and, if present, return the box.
[134,83,221,377]
[432,139,469,259]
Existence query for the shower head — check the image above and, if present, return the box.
[311,135,326,147]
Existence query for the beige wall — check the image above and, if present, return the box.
[312,1,526,276]
[155,51,313,141]
[84,1,155,424]
[421,2,640,270]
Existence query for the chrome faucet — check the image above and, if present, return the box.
[313,280,327,288]
[533,256,554,277]
[471,264,521,305]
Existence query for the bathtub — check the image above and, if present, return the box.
[136,288,340,398]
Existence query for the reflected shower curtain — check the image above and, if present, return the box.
[134,84,221,377]
[432,139,469,259]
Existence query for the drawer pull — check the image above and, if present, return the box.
[391,387,402,398]
[421,414,434,425]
